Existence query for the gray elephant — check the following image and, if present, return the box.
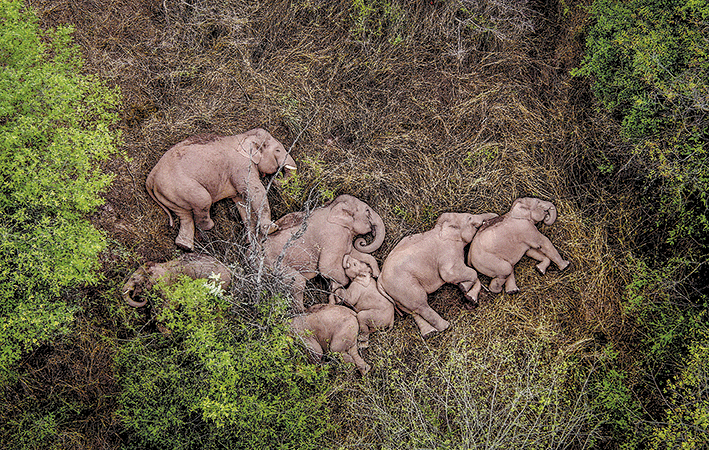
[146,128,297,251]
[264,194,385,312]
[289,303,371,376]
[122,254,232,308]
[467,197,570,300]
[378,212,497,336]
[333,254,395,348]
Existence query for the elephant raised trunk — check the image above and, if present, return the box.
[354,208,385,253]
[543,202,557,225]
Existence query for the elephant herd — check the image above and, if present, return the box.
[124,128,570,376]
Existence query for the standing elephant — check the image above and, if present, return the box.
[289,304,371,376]
[264,194,385,312]
[122,254,232,308]
[467,197,570,300]
[335,254,395,348]
[146,128,297,251]
[378,212,497,336]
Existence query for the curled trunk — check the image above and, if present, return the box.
[354,208,386,253]
[543,202,557,225]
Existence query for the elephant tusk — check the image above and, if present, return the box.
[284,165,297,171]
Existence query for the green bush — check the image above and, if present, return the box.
[574,0,709,248]
[116,278,333,450]
[652,327,709,449]
[0,1,121,378]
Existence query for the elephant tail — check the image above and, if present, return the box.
[377,277,403,317]
[145,174,174,227]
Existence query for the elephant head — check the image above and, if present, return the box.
[243,128,297,180]
[327,194,386,253]
[121,265,154,308]
[510,197,557,225]
[436,212,497,243]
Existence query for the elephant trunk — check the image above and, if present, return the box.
[122,281,148,308]
[543,202,557,226]
[281,154,297,180]
[354,209,385,253]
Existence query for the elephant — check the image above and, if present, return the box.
[263,194,385,312]
[466,197,571,300]
[122,254,232,308]
[378,212,497,336]
[146,128,297,251]
[333,254,395,348]
[289,303,371,376]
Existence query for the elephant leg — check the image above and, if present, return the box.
[287,273,308,312]
[537,235,570,271]
[342,345,371,376]
[526,248,551,274]
[463,278,482,308]
[356,311,374,348]
[412,313,437,337]
[415,303,450,335]
[504,271,519,294]
[175,210,196,251]
[485,259,513,294]
[302,337,324,364]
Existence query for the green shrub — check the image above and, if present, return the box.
[573,0,709,248]
[0,1,121,378]
[652,327,709,449]
[116,278,332,450]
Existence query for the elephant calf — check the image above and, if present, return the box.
[289,304,371,376]
[467,197,570,300]
[122,254,232,307]
[333,255,395,348]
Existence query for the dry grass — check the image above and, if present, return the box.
[24,0,646,447]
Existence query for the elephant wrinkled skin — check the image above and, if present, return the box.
[467,197,570,299]
[264,194,385,312]
[335,254,395,348]
[289,304,371,376]
[378,212,497,336]
[122,254,232,308]
[146,128,297,251]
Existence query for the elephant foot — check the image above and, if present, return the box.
[558,260,571,271]
[505,288,520,296]
[175,236,194,252]
[196,218,215,231]
[535,263,548,275]
[359,363,372,376]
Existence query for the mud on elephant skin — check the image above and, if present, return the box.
[378,212,497,337]
[289,303,371,376]
[333,254,395,348]
[122,253,232,308]
[263,194,386,312]
[467,197,570,300]
[146,128,297,251]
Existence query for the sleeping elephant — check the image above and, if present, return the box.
[264,194,385,312]
[466,197,570,300]
[146,128,297,251]
[378,212,497,336]
[289,303,371,376]
[122,253,232,308]
[335,254,395,348]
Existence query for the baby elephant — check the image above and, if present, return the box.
[334,255,395,348]
[122,254,232,308]
[467,197,570,300]
[289,304,371,376]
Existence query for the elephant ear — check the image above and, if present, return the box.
[248,140,262,165]
[327,201,355,229]
[437,213,463,241]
